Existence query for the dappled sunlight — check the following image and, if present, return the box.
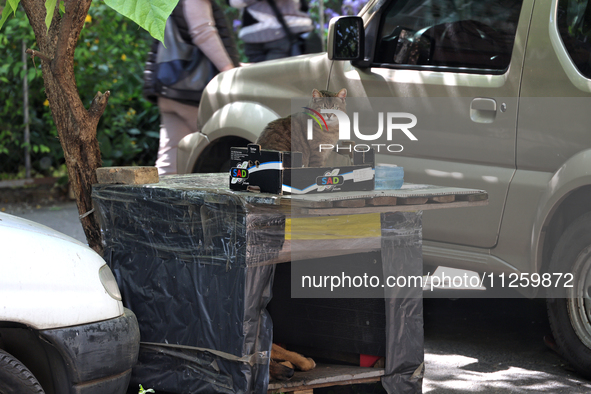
[425,169,465,180]
[482,175,499,183]
[368,67,507,90]
[203,76,221,114]
[308,52,329,67]
[424,169,500,184]
[222,102,266,120]
[219,69,235,94]
[207,75,220,94]
[220,104,234,124]
[424,352,590,393]
[548,169,561,193]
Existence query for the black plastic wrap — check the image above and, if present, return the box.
[381,212,424,393]
[92,173,426,394]
[92,174,285,394]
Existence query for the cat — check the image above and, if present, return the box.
[255,88,347,167]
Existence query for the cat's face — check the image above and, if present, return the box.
[309,88,347,123]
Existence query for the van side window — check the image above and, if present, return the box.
[373,0,523,73]
[558,0,591,79]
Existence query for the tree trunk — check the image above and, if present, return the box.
[21,0,108,255]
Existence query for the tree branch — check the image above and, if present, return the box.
[88,91,111,128]
[53,0,92,72]
[44,0,93,130]
[20,0,49,48]
[25,48,52,64]
[52,0,75,77]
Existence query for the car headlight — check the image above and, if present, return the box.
[99,265,122,301]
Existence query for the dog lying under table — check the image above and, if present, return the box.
[269,344,316,381]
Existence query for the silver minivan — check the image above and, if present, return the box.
[178,0,591,379]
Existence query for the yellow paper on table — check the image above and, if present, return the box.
[285,213,381,240]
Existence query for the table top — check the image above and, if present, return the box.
[117,172,488,216]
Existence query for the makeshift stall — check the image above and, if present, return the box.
[92,172,487,394]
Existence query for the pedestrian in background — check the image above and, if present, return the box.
[144,0,240,175]
[231,0,314,62]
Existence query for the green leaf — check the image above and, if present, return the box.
[104,0,178,42]
[98,135,113,157]
[145,131,160,139]
[0,1,16,30]
[7,0,20,15]
[59,0,65,14]
[27,68,36,82]
[45,0,58,32]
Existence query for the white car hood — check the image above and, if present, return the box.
[0,212,123,330]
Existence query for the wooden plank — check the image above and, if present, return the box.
[282,199,334,209]
[283,184,486,203]
[268,364,384,393]
[396,196,429,205]
[334,199,367,208]
[366,196,397,206]
[456,193,488,202]
[271,377,382,393]
[96,166,159,185]
[299,199,489,216]
[429,194,455,203]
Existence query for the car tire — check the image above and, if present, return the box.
[547,211,591,380]
[0,349,45,394]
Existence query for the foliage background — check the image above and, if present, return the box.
[0,1,160,179]
[0,0,362,178]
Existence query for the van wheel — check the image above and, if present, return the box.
[547,212,591,379]
[0,349,45,394]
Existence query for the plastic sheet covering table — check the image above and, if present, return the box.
[91,173,488,394]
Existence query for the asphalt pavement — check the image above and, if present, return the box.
[3,200,591,393]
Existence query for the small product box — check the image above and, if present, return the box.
[375,164,404,190]
[229,144,375,195]
[229,144,300,194]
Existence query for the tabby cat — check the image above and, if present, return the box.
[255,88,347,167]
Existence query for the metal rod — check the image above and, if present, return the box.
[22,39,31,179]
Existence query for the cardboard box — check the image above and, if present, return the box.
[229,144,375,195]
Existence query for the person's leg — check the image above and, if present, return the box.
[263,36,292,61]
[156,97,199,175]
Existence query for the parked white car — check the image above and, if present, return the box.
[0,212,140,394]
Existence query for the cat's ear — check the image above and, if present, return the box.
[312,89,322,98]
[337,89,347,99]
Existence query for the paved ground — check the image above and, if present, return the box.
[3,200,591,393]
[2,201,86,243]
[423,296,589,393]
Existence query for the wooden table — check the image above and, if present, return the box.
[93,172,488,394]
[263,183,487,265]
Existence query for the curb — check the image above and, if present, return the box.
[0,177,58,189]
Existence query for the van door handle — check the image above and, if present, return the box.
[470,98,497,124]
